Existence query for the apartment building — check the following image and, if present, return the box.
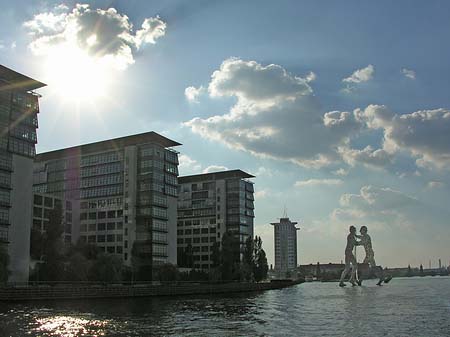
[33,132,181,274]
[0,65,46,282]
[177,170,255,270]
[271,217,299,277]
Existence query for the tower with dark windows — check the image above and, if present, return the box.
[0,64,46,282]
[177,170,255,270]
[33,132,180,279]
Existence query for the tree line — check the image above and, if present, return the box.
[0,205,269,284]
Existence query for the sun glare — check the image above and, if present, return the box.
[43,43,112,103]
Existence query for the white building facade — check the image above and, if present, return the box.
[271,217,299,277]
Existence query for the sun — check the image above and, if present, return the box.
[43,43,113,103]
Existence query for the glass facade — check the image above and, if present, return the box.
[177,173,255,270]
[0,87,40,246]
[134,145,179,266]
[33,135,179,268]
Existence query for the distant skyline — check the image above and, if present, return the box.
[2,0,450,267]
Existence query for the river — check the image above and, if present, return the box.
[1,276,449,336]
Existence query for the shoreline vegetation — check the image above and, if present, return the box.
[0,279,303,302]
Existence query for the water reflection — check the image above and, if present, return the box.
[1,277,450,337]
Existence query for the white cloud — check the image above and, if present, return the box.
[295,178,343,188]
[178,154,201,173]
[332,168,348,176]
[401,68,416,80]
[343,64,374,83]
[305,71,316,83]
[185,58,364,169]
[255,166,273,177]
[332,185,419,229]
[358,105,450,169]
[202,165,228,173]
[339,145,394,169]
[427,181,444,189]
[24,3,166,70]
[255,189,269,199]
[185,86,204,103]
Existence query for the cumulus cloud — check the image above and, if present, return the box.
[178,154,201,173]
[401,68,416,80]
[23,3,166,70]
[305,71,317,83]
[358,105,450,169]
[185,58,364,168]
[295,178,343,188]
[339,145,394,169]
[332,185,420,229]
[343,64,374,83]
[332,168,348,176]
[342,64,374,93]
[185,86,204,103]
[202,165,228,173]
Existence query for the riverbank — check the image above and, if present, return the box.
[0,279,303,301]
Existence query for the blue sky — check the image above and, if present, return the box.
[1,0,450,268]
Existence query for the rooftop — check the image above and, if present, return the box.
[178,169,254,183]
[0,64,46,92]
[271,217,299,227]
[36,131,182,161]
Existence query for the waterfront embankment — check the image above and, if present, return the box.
[0,279,302,301]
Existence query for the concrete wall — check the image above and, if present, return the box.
[8,155,33,283]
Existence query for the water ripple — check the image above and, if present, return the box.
[1,277,449,337]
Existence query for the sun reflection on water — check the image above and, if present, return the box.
[34,315,109,337]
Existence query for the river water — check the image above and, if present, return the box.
[1,277,449,337]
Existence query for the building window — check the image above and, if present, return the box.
[33,194,43,205]
[98,223,106,231]
[44,197,53,208]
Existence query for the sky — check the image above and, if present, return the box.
[1,0,450,268]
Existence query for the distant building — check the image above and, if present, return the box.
[271,217,299,277]
[33,131,181,277]
[0,64,46,282]
[177,170,255,270]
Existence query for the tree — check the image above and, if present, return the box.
[184,243,194,268]
[253,236,269,282]
[64,252,90,282]
[242,236,255,281]
[220,231,240,280]
[89,254,123,283]
[316,262,321,278]
[211,242,221,268]
[131,241,152,281]
[157,263,179,283]
[0,244,9,284]
[39,206,65,281]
